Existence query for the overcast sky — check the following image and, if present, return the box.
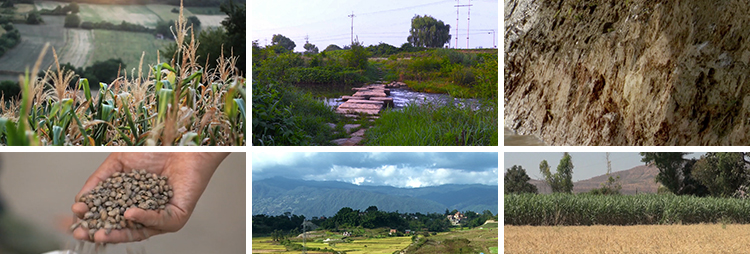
[252,152,498,188]
[504,153,706,182]
[251,0,499,52]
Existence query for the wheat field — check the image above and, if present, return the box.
[505,224,750,253]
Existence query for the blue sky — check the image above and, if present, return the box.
[504,153,706,182]
[252,152,499,188]
[251,0,499,52]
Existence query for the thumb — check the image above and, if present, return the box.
[124,206,183,232]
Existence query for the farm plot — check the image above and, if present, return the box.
[252,235,412,254]
[14,4,35,13]
[89,30,169,71]
[78,4,161,28]
[145,4,194,22]
[505,224,750,254]
[58,29,93,68]
[34,1,64,11]
[194,14,226,27]
[0,15,66,74]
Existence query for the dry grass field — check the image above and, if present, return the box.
[505,224,750,253]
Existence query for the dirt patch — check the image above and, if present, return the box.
[505,0,750,145]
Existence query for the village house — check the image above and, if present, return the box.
[343,231,351,237]
[446,211,466,225]
[389,229,397,235]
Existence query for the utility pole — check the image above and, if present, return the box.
[467,0,472,49]
[348,11,356,45]
[454,1,472,49]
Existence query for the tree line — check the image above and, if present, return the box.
[252,206,497,236]
[505,152,750,198]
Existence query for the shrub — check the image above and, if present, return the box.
[64,14,80,28]
[343,40,369,70]
[0,80,20,100]
[448,65,476,87]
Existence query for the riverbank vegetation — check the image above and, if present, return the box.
[252,35,498,146]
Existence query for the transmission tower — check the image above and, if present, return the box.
[348,11,356,45]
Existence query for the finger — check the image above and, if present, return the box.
[93,227,161,243]
[72,202,89,218]
[75,154,126,201]
[72,227,92,241]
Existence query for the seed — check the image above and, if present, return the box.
[78,170,172,233]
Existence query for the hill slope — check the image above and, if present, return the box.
[530,165,659,194]
[252,177,498,217]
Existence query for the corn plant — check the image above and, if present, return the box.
[0,3,245,146]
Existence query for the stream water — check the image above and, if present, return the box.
[504,127,546,146]
[322,88,482,110]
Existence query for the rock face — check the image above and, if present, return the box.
[505,0,750,145]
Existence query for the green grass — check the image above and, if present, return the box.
[252,234,413,254]
[505,193,750,226]
[146,4,195,22]
[186,6,222,15]
[401,225,498,254]
[89,30,169,71]
[362,101,498,146]
[78,3,161,27]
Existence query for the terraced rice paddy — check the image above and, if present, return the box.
[252,235,412,254]
[505,224,750,254]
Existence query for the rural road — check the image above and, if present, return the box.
[0,153,245,253]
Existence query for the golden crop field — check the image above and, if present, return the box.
[505,224,750,253]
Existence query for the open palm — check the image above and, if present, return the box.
[71,153,224,243]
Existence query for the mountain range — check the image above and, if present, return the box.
[252,177,498,217]
[529,165,660,194]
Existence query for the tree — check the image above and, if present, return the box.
[693,152,749,197]
[25,12,42,24]
[540,153,574,193]
[640,152,708,196]
[0,80,20,100]
[220,0,245,71]
[303,42,318,55]
[343,39,369,70]
[407,15,451,48]
[365,206,378,213]
[323,44,341,52]
[64,13,80,28]
[187,16,201,29]
[69,2,80,14]
[504,165,537,194]
[272,34,295,52]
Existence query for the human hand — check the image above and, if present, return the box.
[71,152,228,243]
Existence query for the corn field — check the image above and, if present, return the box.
[0,5,245,146]
[505,193,750,226]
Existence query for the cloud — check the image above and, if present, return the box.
[252,152,498,188]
